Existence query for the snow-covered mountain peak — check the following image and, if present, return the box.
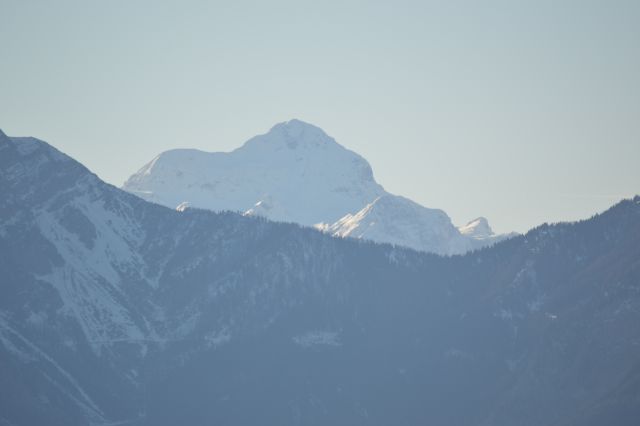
[325,194,471,255]
[265,119,331,147]
[237,119,365,166]
[123,120,384,226]
[458,217,494,239]
[239,119,339,153]
[122,120,518,254]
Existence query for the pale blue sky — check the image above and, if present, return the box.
[1,0,639,233]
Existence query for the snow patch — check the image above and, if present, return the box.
[293,331,341,347]
[205,327,231,349]
[176,201,191,212]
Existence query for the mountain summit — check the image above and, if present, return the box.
[123,120,514,254]
[244,119,339,150]
[124,120,384,226]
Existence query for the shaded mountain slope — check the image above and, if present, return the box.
[1,130,639,425]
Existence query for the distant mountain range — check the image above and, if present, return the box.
[123,119,515,254]
[1,128,639,425]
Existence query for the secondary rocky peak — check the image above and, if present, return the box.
[325,193,469,255]
[458,217,494,239]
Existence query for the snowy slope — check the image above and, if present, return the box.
[123,119,385,226]
[322,194,472,255]
[123,119,514,254]
[0,132,153,354]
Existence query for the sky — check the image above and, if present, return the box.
[1,0,639,233]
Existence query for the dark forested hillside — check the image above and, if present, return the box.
[1,130,639,425]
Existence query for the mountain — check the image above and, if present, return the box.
[321,194,471,255]
[123,119,385,226]
[458,216,519,249]
[459,216,494,238]
[123,119,514,254]
[2,130,640,425]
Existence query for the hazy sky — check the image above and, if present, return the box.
[2,0,638,233]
